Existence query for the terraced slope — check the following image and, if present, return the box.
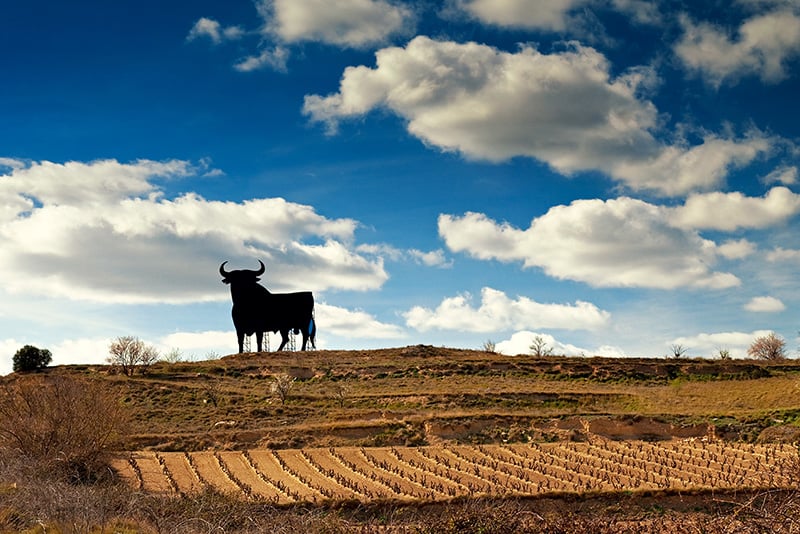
[113,439,799,504]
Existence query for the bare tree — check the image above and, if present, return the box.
[529,335,553,357]
[669,344,688,358]
[107,336,159,376]
[270,373,296,405]
[201,377,224,408]
[747,332,787,360]
[482,339,497,353]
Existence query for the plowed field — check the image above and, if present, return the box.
[112,438,799,504]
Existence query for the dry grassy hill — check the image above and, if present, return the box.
[56,345,800,451]
[3,346,800,532]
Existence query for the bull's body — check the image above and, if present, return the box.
[221,261,316,353]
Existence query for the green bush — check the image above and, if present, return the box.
[12,345,52,372]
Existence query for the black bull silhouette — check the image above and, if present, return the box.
[220,261,316,353]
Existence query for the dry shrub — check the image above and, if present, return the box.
[132,489,352,534]
[411,498,529,534]
[0,374,129,482]
[0,472,134,533]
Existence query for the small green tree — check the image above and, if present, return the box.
[12,345,52,372]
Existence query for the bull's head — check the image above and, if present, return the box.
[219,260,266,285]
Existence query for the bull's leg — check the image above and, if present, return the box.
[256,331,263,353]
[300,329,308,351]
[237,330,245,354]
[277,330,289,351]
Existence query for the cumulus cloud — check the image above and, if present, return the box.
[670,330,774,358]
[159,331,233,354]
[157,302,405,356]
[455,0,588,31]
[407,249,453,268]
[0,338,24,376]
[763,165,798,185]
[767,247,800,262]
[259,0,414,48]
[675,9,800,86]
[0,158,387,303]
[187,17,244,44]
[744,296,786,312]
[610,133,772,196]
[357,243,452,268]
[670,187,800,231]
[438,198,741,290]
[454,0,659,31]
[717,239,756,260]
[316,302,406,338]
[494,331,626,357]
[304,37,772,196]
[234,46,290,72]
[610,0,661,25]
[403,287,610,333]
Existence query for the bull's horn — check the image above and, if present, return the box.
[255,260,265,276]
[219,261,230,277]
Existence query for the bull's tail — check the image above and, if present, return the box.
[308,315,316,349]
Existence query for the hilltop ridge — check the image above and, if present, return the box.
[12,345,800,451]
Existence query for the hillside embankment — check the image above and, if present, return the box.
[35,345,800,451]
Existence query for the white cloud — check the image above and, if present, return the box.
[407,249,453,268]
[50,338,112,367]
[717,239,756,260]
[234,46,290,72]
[357,243,452,268]
[259,0,414,48]
[763,165,798,185]
[1,337,115,376]
[159,331,233,354]
[187,17,244,44]
[744,296,786,312]
[670,330,774,358]
[304,37,772,196]
[494,331,627,357]
[439,198,740,289]
[610,0,661,25]
[675,10,800,86]
[767,247,800,262]
[454,0,659,31]
[316,302,406,338]
[403,287,610,333]
[610,133,772,196]
[670,186,800,231]
[455,0,588,31]
[0,338,24,376]
[0,159,387,303]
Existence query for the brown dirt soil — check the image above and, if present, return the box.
[87,346,800,451]
[111,439,800,505]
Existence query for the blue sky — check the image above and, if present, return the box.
[2,0,800,374]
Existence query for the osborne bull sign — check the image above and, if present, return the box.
[219,260,316,353]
